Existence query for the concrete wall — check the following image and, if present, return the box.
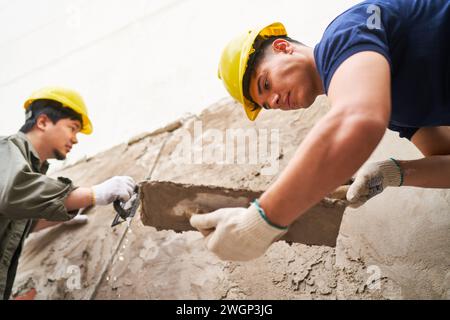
[13,97,402,300]
[338,131,450,299]
[14,97,450,299]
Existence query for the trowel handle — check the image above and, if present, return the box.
[112,186,140,220]
[113,199,129,220]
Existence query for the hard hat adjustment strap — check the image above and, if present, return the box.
[25,110,32,121]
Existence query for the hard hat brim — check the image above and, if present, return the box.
[239,22,287,121]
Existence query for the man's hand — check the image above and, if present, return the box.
[92,176,136,206]
[190,204,287,261]
[347,158,403,208]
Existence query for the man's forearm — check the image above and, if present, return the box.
[33,219,63,232]
[64,187,93,211]
[260,111,386,226]
[400,155,450,188]
[34,188,94,232]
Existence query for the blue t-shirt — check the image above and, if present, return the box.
[314,0,450,140]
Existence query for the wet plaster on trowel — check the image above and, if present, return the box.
[140,181,349,246]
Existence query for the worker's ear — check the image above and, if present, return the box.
[272,39,294,54]
[35,114,52,132]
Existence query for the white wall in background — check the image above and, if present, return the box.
[0,0,360,167]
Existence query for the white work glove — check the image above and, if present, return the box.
[92,176,136,206]
[190,203,288,261]
[347,158,403,208]
[63,213,89,226]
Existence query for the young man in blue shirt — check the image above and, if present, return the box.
[190,0,450,261]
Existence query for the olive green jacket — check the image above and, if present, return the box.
[0,132,76,300]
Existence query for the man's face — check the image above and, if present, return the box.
[42,117,81,160]
[248,39,317,111]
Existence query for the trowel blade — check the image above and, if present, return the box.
[140,181,350,247]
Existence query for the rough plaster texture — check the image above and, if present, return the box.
[13,97,449,299]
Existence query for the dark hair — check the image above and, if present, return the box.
[20,99,83,133]
[242,36,303,110]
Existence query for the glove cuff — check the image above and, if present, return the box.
[90,187,96,206]
[91,184,107,206]
[380,158,403,187]
[252,199,288,230]
[242,203,288,243]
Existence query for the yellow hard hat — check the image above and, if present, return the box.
[218,22,287,121]
[24,86,93,134]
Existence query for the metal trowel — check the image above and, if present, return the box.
[139,180,352,247]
